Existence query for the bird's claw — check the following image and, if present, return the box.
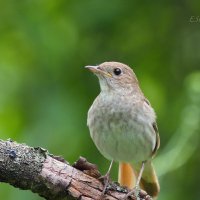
[123,186,140,200]
[98,173,111,198]
[98,173,110,184]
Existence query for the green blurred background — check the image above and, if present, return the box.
[0,0,200,199]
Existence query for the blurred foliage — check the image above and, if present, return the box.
[0,0,199,200]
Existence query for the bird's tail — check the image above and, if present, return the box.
[118,162,160,199]
[118,162,136,189]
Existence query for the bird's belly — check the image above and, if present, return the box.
[90,119,155,163]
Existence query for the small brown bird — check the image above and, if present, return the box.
[86,62,160,199]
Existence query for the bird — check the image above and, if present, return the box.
[85,62,160,199]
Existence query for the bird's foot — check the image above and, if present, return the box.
[123,186,140,200]
[98,172,111,199]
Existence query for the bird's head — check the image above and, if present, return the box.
[85,62,140,93]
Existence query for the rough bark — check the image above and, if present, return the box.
[0,139,152,200]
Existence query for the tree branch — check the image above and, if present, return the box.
[0,139,151,200]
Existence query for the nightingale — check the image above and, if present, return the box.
[86,62,160,199]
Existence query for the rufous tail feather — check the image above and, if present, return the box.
[118,162,135,189]
[119,162,160,199]
[133,161,160,199]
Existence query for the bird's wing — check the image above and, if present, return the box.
[152,121,160,157]
[144,98,160,157]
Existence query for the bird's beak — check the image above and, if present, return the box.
[85,65,112,77]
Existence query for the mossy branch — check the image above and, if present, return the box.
[0,139,151,200]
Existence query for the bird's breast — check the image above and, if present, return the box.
[87,94,156,163]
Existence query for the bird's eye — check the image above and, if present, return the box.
[113,68,122,76]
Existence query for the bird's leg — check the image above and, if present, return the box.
[99,160,114,197]
[124,161,146,200]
